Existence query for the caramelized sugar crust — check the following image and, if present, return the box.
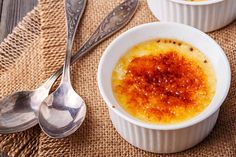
[112,39,216,124]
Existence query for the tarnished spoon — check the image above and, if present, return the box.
[0,0,139,134]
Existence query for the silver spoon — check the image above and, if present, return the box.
[0,0,139,134]
[38,0,86,138]
[38,0,87,138]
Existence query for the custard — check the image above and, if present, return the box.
[112,39,216,124]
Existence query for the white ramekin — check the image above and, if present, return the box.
[147,0,236,32]
[97,22,231,153]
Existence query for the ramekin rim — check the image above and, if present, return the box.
[97,22,231,130]
[169,0,224,6]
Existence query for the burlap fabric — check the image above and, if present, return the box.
[0,0,235,156]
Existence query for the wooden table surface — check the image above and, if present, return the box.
[0,0,37,156]
[0,0,37,42]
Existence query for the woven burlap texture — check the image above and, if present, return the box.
[0,0,236,156]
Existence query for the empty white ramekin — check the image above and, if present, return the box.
[97,22,231,153]
[147,0,236,32]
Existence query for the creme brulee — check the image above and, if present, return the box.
[112,39,216,124]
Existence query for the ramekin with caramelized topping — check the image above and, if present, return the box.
[147,0,236,32]
[98,22,230,153]
[112,39,216,125]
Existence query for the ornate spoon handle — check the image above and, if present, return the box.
[65,0,86,41]
[44,0,139,88]
[62,0,87,82]
[71,0,139,63]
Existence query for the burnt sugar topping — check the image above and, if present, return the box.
[129,53,204,104]
[112,39,216,124]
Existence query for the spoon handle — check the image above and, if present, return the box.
[62,0,87,82]
[65,0,86,44]
[44,0,139,89]
[71,0,139,64]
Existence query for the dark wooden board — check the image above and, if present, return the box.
[0,0,37,42]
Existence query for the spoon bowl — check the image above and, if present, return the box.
[0,86,48,133]
[38,82,86,138]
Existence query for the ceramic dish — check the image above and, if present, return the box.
[147,0,236,32]
[97,22,231,153]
